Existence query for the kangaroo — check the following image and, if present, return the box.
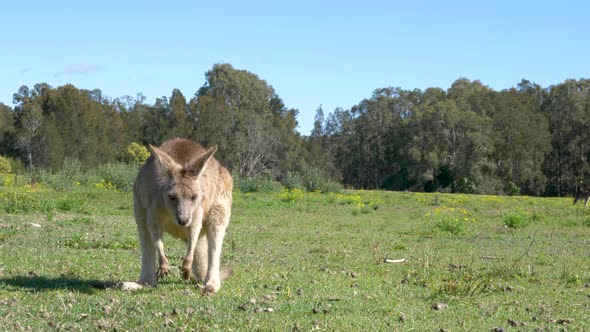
[573,185,590,207]
[126,138,233,294]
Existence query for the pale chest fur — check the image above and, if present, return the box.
[157,208,190,241]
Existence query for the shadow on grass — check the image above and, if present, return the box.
[0,275,120,294]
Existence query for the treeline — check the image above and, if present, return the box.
[0,63,589,196]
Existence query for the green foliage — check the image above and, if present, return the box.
[0,186,52,214]
[426,206,476,235]
[1,75,589,199]
[55,195,90,213]
[194,64,302,178]
[0,103,14,146]
[530,207,546,223]
[300,168,342,193]
[33,157,89,191]
[31,159,137,192]
[280,169,342,193]
[321,192,381,215]
[95,162,139,192]
[505,182,521,196]
[38,113,65,170]
[433,216,467,235]
[502,209,530,228]
[541,79,590,196]
[0,172,31,188]
[452,177,476,194]
[10,84,126,169]
[8,157,26,174]
[123,142,150,165]
[0,156,11,173]
[277,188,305,203]
[234,177,283,193]
[280,172,304,190]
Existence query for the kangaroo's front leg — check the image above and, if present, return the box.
[153,231,170,280]
[181,208,203,280]
[147,209,170,280]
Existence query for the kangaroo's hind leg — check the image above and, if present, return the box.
[192,227,209,283]
[202,204,230,294]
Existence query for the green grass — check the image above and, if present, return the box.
[0,186,589,331]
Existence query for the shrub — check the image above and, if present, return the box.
[33,157,85,191]
[56,195,89,212]
[33,157,94,191]
[278,188,305,203]
[427,207,476,235]
[301,168,342,193]
[280,172,304,191]
[234,177,283,193]
[452,177,476,194]
[95,162,139,192]
[0,156,12,173]
[476,177,504,195]
[503,209,529,228]
[123,142,150,165]
[0,188,53,214]
[11,159,26,174]
[505,182,521,196]
[0,172,29,187]
[433,214,468,235]
[530,207,545,223]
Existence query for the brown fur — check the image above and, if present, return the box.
[132,138,233,294]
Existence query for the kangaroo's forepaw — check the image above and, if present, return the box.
[181,266,192,280]
[156,265,170,279]
[181,257,193,280]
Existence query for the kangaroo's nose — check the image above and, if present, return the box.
[177,216,190,226]
[176,215,191,226]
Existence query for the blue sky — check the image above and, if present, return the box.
[1,0,589,134]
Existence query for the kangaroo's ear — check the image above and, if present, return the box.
[150,144,181,175]
[186,145,217,178]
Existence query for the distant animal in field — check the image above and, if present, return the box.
[122,138,233,294]
[573,185,590,207]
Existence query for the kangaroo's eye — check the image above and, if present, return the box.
[168,194,177,201]
[191,195,198,201]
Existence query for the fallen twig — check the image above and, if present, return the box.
[384,258,406,264]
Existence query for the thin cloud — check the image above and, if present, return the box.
[54,63,101,77]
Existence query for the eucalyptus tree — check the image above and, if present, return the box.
[193,63,301,177]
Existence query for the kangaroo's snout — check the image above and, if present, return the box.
[177,216,190,226]
[175,208,192,226]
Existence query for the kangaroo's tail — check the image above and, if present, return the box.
[221,268,234,281]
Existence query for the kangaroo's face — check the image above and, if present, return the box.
[151,144,217,227]
[164,178,202,226]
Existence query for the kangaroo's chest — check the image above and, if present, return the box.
[158,210,189,241]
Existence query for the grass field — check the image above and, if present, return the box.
[0,182,589,331]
